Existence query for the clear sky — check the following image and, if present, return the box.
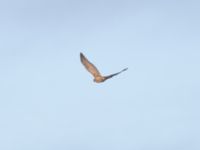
[0,0,200,150]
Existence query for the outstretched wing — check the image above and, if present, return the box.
[104,68,128,80]
[80,53,101,77]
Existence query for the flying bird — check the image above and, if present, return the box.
[80,52,128,83]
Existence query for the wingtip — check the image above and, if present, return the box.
[80,52,84,58]
[124,68,128,71]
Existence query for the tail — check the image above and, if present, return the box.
[104,68,128,80]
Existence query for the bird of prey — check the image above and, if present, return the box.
[80,52,128,83]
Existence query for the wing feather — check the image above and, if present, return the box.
[104,68,128,80]
[80,53,101,77]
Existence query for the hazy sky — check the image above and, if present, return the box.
[0,0,200,150]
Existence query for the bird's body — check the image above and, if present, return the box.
[80,52,127,83]
[93,76,106,83]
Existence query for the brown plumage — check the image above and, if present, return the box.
[80,52,128,83]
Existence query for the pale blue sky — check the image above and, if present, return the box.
[0,0,200,150]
